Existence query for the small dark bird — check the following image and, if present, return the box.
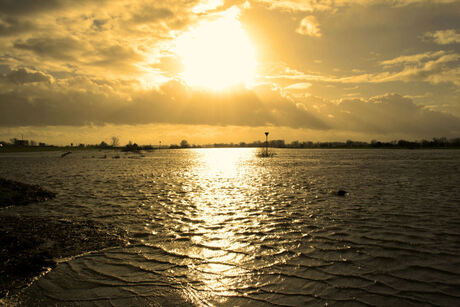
[337,190,347,196]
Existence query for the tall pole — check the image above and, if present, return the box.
[265,132,269,156]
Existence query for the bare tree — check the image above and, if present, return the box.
[111,136,120,147]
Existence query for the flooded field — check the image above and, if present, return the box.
[1,148,459,306]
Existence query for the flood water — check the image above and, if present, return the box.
[1,148,459,306]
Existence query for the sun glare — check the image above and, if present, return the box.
[175,8,257,90]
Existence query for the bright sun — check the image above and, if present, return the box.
[175,8,257,90]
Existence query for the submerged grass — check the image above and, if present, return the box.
[256,148,276,158]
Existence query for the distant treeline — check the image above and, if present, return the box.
[203,137,460,149]
[2,137,460,150]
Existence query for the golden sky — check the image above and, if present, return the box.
[0,0,459,145]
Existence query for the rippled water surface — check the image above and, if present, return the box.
[1,148,460,306]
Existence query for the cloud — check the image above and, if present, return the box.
[3,68,53,84]
[192,0,224,14]
[262,62,328,82]
[0,0,206,80]
[0,0,109,16]
[13,36,84,61]
[423,29,460,45]
[373,52,460,85]
[12,35,144,75]
[380,51,446,66]
[0,74,458,138]
[130,7,174,24]
[91,19,109,31]
[254,0,458,12]
[296,16,321,37]
[88,44,143,69]
[0,77,326,129]
[311,94,460,136]
[284,82,312,90]
[0,0,66,16]
[0,16,34,36]
[254,0,319,12]
[272,52,460,86]
[0,0,458,143]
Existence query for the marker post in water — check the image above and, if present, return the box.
[265,132,269,156]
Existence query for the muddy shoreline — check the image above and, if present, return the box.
[0,178,56,208]
[0,178,126,298]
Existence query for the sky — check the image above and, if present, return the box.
[0,0,459,145]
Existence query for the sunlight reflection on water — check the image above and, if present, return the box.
[185,148,258,301]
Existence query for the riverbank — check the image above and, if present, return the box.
[0,146,104,153]
[0,178,126,298]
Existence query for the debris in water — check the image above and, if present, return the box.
[60,151,72,158]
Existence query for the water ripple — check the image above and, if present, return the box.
[1,149,459,305]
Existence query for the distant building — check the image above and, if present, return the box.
[39,142,47,147]
[14,139,29,146]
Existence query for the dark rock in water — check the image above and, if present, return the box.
[337,190,347,196]
[0,178,56,207]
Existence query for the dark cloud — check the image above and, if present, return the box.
[0,0,107,16]
[324,94,460,136]
[104,82,328,129]
[13,36,143,72]
[88,44,143,70]
[3,68,53,84]
[0,16,33,36]
[0,0,64,16]
[0,79,327,128]
[0,87,112,126]
[0,79,458,138]
[14,37,83,61]
[91,19,109,31]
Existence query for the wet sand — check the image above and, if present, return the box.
[0,178,126,298]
